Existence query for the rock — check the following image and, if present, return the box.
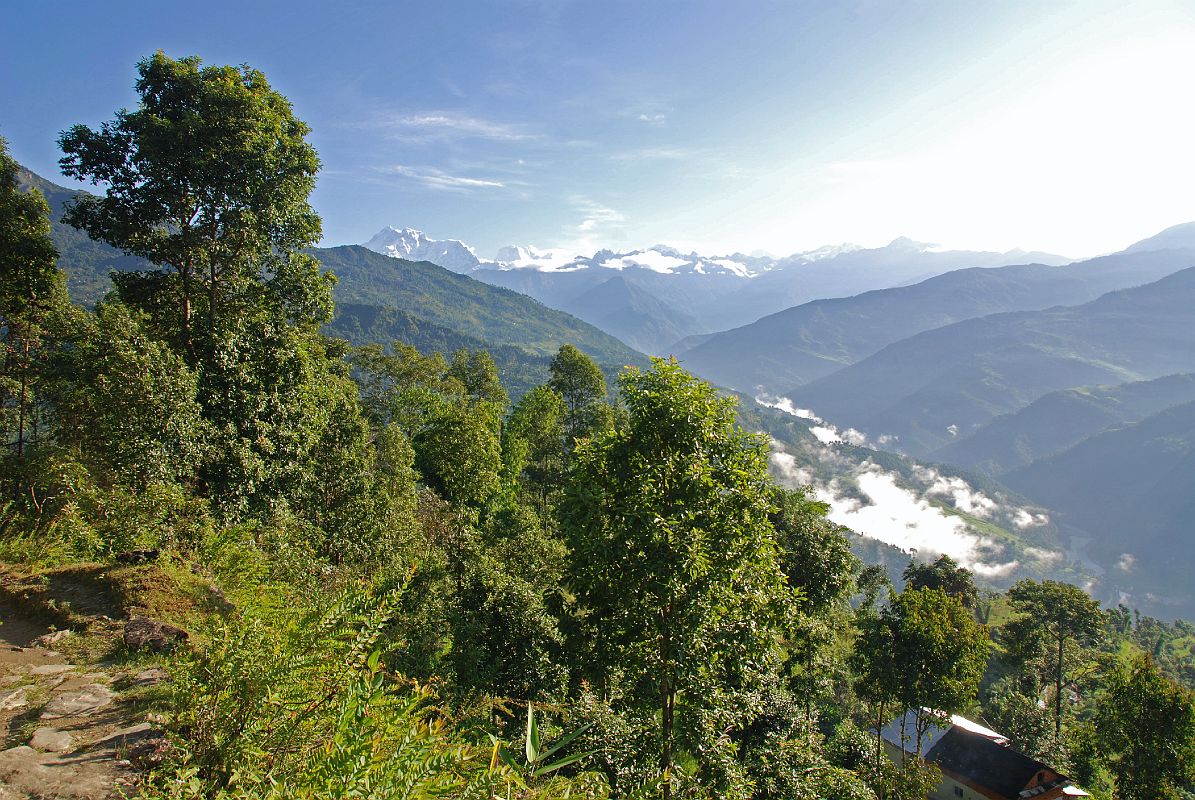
[131,667,168,687]
[29,727,74,753]
[102,722,167,768]
[123,616,188,653]
[0,687,28,711]
[0,743,126,799]
[29,664,74,676]
[39,683,115,718]
[31,629,72,648]
[114,549,159,564]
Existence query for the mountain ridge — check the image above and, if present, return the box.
[788,266,1195,456]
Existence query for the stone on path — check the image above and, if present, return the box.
[0,687,27,711]
[29,663,74,676]
[31,629,73,648]
[29,727,75,753]
[131,667,168,688]
[40,683,115,719]
[0,743,126,799]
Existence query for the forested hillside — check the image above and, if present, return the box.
[2,53,1193,800]
[933,373,1195,474]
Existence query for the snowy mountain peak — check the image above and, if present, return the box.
[886,236,934,252]
[363,227,480,274]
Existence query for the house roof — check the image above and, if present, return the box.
[880,710,1008,757]
[926,726,1059,799]
[881,710,1084,800]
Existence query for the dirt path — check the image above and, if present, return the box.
[0,609,164,799]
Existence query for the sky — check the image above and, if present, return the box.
[3,0,1195,259]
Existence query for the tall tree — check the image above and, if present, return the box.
[0,137,63,460]
[902,555,978,609]
[548,344,611,447]
[1093,654,1195,800]
[853,587,989,756]
[1005,580,1105,744]
[501,385,567,505]
[561,358,791,799]
[58,51,325,362]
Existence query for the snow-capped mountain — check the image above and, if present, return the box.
[364,227,480,274]
[361,225,1072,355]
[484,242,868,277]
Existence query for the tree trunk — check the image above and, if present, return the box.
[208,259,218,357]
[660,613,673,800]
[180,263,195,363]
[16,329,29,458]
[1055,634,1064,743]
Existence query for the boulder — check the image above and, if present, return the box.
[114,549,159,564]
[123,617,188,653]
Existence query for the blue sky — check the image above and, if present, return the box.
[4,0,1195,258]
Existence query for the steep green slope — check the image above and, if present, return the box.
[790,268,1195,456]
[933,373,1195,474]
[22,166,647,395]
[680,249,1195,394]
[16,166,150,304]
[312,245,645,368]
[1002,400,1195,611]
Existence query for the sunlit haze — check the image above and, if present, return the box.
[4,0,1194,258]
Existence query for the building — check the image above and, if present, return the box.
[880,710,1089,800]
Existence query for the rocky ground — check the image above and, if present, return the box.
[0,563,197,799]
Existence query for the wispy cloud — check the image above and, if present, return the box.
[369,111,539,142]
[560,195,628,250]
[572,195,625,231]
[385,165,506,192]
[609,146,693,162]
[637,112,667,125]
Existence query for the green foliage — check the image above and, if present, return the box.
[0,137,66,464]
[853,587,989,757]
[489,702,599,783]
[351,342,505,508]
[146,586,606,799]
[59,51,325,362]
[43,302,208,487]
[1004,579,1106,743]
[502,385,568,505]
[771,487,859,614]
[901,555,978,609]
[1093,654,1195,800]
[981,677,1058,762]
[447,503,569,702]
[561,358,792,797]
[549,344,611,445]
[0,138,59,321]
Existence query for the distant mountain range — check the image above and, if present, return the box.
[679,247,1195,394]
[362,227,1070,354]
[316,245,646,395]
[789,266,1195,456]
[933,373,1195,475]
